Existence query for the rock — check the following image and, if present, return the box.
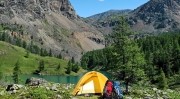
[45,87,50,90]
[6,84,24,91]
[65,84,72,89]
[152,87,158,91]
[8,90,17,94]
[162,91,167,95]
[25,77,47,86]
[167,89,173,93]
[0,91,5,96]
[57,94,63,99]
[72,97,78,99]
[12,90,17,94]
[144,93,152,99]
[125,96,132,99]
[144,96,151,99]
[157,97,163,99]
[51,84,58,91]
[163,95,169,99]
[84,93,90,97]
[156,90,161,94]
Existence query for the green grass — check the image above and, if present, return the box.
[0,41,85,75]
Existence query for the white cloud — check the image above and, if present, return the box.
[98,0,104,2]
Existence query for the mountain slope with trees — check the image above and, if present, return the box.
[85,0,180,35]
[81,17,180,91]
[85,9,131,35]
[0,41,83,75]
[0,0,104,61]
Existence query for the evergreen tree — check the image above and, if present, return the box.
[110,16,146,93]
[0,34,1,41]
[72,62,80,73]
[1,32,6,41]
[56,63,61,71]
[49,49,52,57]
[29,41,34,53]
[12,61,21,84]
[71,57,75,64]
[16,38,22,47]
[58,53,62,59]
[43,49,48,56]
[66,61,72,74]
[158,69,168,89]
[40,48,43,56]
[0,71,3,80]
[22,41,27,49]
[25,50,30,58]
[38,60,45,72]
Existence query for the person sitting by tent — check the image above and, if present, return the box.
[103,80,123,99]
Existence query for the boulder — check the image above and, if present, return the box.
[0,91,5,96]
[6,84,24,91]
[25,77,47,86]
[51,84,58,91]
[152,87,158,91]
[57,94,63,99]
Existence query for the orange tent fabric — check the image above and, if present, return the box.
[72,71,108,96]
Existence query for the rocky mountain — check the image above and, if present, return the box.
[86,0,180,35]
[129,0,180,33]
[85,9,131,35]
[0,0,104,61]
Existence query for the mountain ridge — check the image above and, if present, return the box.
[85,0,180,34]
[85,9,131,35]
[0,0,105,61]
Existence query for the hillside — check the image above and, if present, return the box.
[85,9,131,35]
[129,0,180,33]
[0,0,104,61]
[85,0,180,35]
[0,41,84,75]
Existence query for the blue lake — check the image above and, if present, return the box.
[3,71,111,84]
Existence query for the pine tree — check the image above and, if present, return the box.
[49,49,52,57]
[58,53,63,59]
[66,61,72,74]
[38,60,45,72]
[25,50,30,58]
[110,16,146,93]
[0,71,3,80]
[16,38,22,47]
[56,63,61,71]
[71,57,75,64]
[40,48,43,56]
[72,62,80,73]
[22,41,27,49]
[158,69,168,89]
[43,49,48,56]
[1,32,6,41]
[12,61,21,84]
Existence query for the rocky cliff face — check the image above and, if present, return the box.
[0,0,78,20]
[129,0,180,33]
[86,0,180,35]
[0,0,104,61]
[85,10,131,35]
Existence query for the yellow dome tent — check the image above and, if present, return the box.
[72,71,108,96]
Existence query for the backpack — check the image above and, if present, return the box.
[112,81,123,99]
[103,80,113,99]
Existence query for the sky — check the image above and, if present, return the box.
[69,0,149,18]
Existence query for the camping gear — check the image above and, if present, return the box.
[72,71,108,96]
[103,80,113,99]
[113,81,123,99]
[103,80,123,99]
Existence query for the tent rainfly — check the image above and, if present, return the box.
[72,71,108,96]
